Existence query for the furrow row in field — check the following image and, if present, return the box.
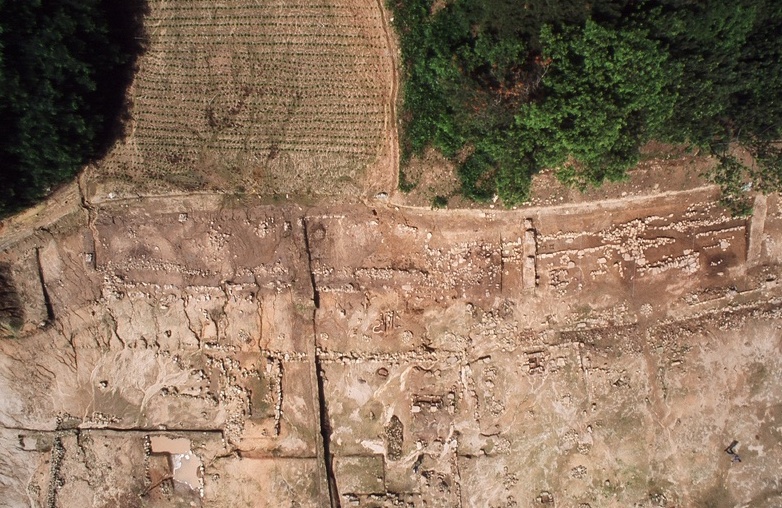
[134,81,385,94]
[135,80,387,95]
[132,129,383,145]
[132,94,385,111]
[140,58,386,68]
[130,112,383,129]
[135,75,386,88]
[131,126,384,142]
[130,140,379,155]
[150,19,383,30]
[130,135,384,150]
[148,39,388,52]
[133,87,386,103]
[151,2,366,9]
[138,64,388,79]
[154,27,385,39]
[132,124,383,139]
[135,83,386,95]
[150,15,383,25]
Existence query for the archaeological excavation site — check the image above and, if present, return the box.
[2,179,782,507]
[2,0,782,507]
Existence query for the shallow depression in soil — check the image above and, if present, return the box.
[149,436,201,491]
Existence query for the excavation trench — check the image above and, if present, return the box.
[301,217,339,507]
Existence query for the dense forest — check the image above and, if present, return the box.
[389,0,782,212]
[0,0,147,217]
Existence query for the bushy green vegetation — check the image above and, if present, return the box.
[0,0,147,216]
[389,0,782,207]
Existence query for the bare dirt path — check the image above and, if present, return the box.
[385,183,722,218]
[0,183,83,252]
[363,0,401,198]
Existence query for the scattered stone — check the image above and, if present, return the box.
[570,465,587,479]
[385,415,404,461]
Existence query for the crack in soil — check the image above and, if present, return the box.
[315,355,340,508]
[302,217,339,507]
[301,218,321,310]
[34,247,55,324]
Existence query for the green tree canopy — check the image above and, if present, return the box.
[0,0,147,217]
[390,0,782,209]
[518,21,680,186]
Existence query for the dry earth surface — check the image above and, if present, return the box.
[2,1,782,508]
[1,183,782,508]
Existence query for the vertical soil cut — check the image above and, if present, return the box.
[302,217,338,506]
[315,357,340,508]
[35,248,55,323]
